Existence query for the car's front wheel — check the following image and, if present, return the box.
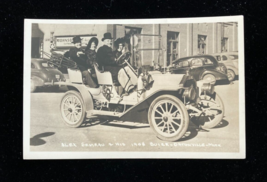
[194,92,225,129]
[60,91,86,128]
[148,95,189,142]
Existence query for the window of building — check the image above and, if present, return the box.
[198,35,207,54]
[124,27,142,68]
[167,31,179,66]
[221,37,228,52]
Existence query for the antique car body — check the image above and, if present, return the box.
[170,55,229,85]
[53,52,225,142]
[31,59,65,92]
[210,52,239,81]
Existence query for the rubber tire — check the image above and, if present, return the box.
[31,79,37,93]
[148,94,189,142]
[227,69,236,82]
[202,74,216,85]
[199,92,225,129]
[60,90,86,128]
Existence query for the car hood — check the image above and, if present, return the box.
[149,72,185,88]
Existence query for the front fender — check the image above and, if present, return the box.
[59,82,94,112]
[226,65,238,75]
[119,89,183,123]
[31,76,44,87]
[199,70,214,80]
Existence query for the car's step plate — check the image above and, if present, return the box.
[86,110,122,118]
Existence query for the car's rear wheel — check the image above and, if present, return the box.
[60,91,86,128]
[195,93,225,129]
[203,74,216,85]
[31,79,37,93]
[227,69,236,82]
[148,95,189,142]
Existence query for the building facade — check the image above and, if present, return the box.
[32,22,238,67]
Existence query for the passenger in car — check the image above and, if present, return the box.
[85,37,99,83]
[113,38,125,60]
[69,36,97,88]
[96,33,121,81]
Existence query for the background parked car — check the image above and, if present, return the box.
[170,55,228,85]
[210,52,239,81]
[31,58,65,92]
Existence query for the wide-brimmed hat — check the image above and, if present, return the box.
[88,37,99,47]
[102,33,113,41]
[114,38,125,47]
[72,36,82,44]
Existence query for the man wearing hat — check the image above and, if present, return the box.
[69,36,97,88]
[96,32,121,80]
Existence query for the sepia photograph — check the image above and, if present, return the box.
[23,16,245,159]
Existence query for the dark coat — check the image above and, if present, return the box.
[96,45,123,80]
[85,49,97,73]
[113,49,123,59]
[69,47,87,71]
[96,45,117,68]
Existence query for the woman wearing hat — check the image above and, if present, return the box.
[85,37,99,69]
[69,36,97,88]
[113,37,125,61]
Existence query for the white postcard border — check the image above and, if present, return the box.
[23,16,245,159]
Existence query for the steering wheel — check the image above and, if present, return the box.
[116,51,131,65]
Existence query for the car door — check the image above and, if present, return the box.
[190,58,204,80]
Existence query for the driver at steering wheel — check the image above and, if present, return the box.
[96,33,122,81]
[113,38,125,61]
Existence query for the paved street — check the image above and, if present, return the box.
[30,80,240,153]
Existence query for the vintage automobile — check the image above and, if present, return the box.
[31,58,65,92]
[170,55,229,85]
[52,52,225,142]
[210,52,239,81]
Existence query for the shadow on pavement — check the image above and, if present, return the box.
[79,119,103,128]
[178,127,199,142]
[212,119,229,129]
[30,132,55,146]
[215,77,239,86]
[215,80,231,86]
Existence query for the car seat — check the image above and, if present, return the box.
[94,64,113,85]
[67,68,83,84]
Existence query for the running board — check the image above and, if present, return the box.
[86,110,122,118]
